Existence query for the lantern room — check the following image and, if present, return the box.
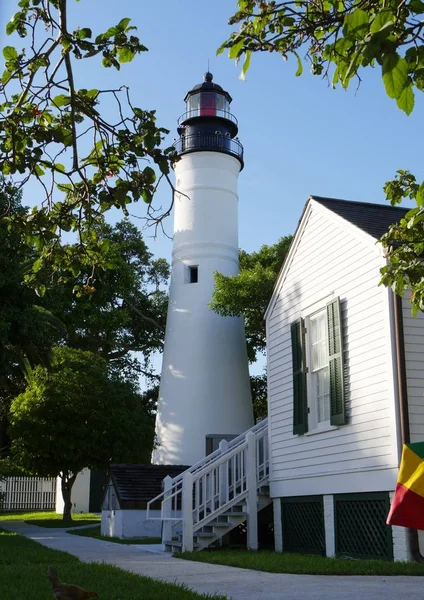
[175,72,243,168]
[185,74,232,119]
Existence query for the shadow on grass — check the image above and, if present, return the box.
[0,528,226,600]
[68,525,161,545]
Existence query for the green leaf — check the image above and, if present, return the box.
[86,89,99,99]
[216,43,226,57]
[239,50,251,81]
[2,69,12,85]
[77,27,92,39]
[416,182,424,207]
[229,39,244,60]
[3,46,18,61]
[99,239,110,253]
[57,183,73,193]
[117,47,135,64]
[382,52,409,99]
[294,51,303,76]
[343,9,369,40]
[104,26,119,38]
[117,17,131,31]
[52,94,71,107]
[141,189,152,204]
[370,10,394,35]
[396,83,415,115]
[409,0,424,14]
[35,284,46,297]
[143,166,156,184]
[6,21,17,35]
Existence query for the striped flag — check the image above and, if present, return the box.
[387,442,424,530]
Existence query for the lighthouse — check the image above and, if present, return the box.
[152,73,253,466]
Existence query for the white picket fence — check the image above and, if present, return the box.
[0,477,57,511]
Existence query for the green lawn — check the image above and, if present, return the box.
[68,524,161,545]
[178,549,424,576]
[0,528,226,600]
[0,511,100,527]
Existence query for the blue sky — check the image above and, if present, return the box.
[2,0,422,264]
[1,1,422,381]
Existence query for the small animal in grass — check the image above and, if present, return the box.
[47,566,98,599]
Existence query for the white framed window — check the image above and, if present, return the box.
[291,297,345,436]
[307,309,331,431]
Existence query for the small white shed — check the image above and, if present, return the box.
[101,464,189,539]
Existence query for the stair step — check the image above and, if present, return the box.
[205,520,231,528]
[194,531,216,538]
[220,511,247,517]
[163,540,200,549]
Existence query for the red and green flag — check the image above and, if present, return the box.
[387,442,424,530]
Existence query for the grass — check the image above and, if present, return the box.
[178,549,424,576]
[0,511,100,528]
[0,527,227,600]
[68,524,161,545]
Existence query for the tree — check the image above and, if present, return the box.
[41,219,169,382]
[1,0,176,292]
[0,189,168,454]
[211,236,292,417]
[220,0,424,313]
[0,182,65,450]
[9,346,153,521]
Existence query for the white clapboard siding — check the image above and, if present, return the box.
[267,201,398,496]
[0,477,57,511]
[402,296,424,442]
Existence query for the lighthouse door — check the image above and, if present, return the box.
[205,433,238,456]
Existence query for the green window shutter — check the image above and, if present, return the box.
[327,298,345,426]
[291,318,308,435]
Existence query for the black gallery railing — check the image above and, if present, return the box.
[173,133,244,163]
[177,109,238,127]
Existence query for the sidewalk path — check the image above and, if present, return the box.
[2,520,424,600]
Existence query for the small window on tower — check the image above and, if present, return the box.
[188,266,198,284]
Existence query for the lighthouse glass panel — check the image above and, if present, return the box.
[200,92,216,116]
[215,94,230,117]
[187,93,200,115]
[186,92,230,120]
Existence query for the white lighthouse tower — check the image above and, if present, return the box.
[153,73,253,466]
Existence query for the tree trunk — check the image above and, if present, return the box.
[61,472,77,522]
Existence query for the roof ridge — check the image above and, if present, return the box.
[311,195,409,213]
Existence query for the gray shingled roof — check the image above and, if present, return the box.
[107,464,189,509]
[312,196,409,239]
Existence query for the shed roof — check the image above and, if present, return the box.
[107,464,190,510]
[312,196,409,240]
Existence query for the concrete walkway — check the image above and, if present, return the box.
[2,520,424,600]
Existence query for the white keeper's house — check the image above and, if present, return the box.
[265,195,424,562]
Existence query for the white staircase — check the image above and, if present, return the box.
[146,419,270,552]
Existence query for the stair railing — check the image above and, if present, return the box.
[181,426,269,551]
[146,418,269,551]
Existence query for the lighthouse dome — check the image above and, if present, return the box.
[184,72,232,102]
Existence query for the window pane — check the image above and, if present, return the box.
[200,92,216,116]
[187,93,200,114]
[310,312,327,371]
[310,309,330,425]
[316,367,330,423]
